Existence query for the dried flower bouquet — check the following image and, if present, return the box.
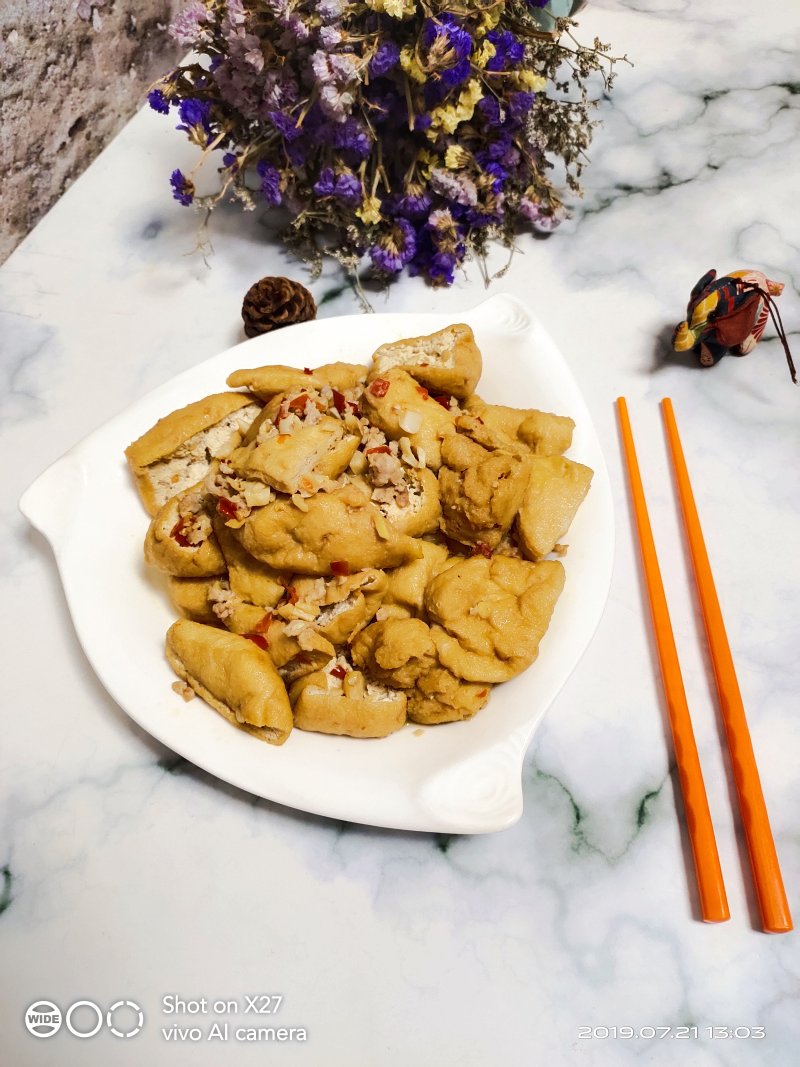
[151,0,622,284]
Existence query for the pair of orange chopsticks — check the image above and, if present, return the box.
[617,396,792,933]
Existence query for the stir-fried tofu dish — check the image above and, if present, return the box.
[126,324,592,745]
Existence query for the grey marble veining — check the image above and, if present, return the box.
[1,2,798,1064]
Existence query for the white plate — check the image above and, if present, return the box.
[20,294,613,834]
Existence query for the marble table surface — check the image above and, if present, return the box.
[2,1,798,1063]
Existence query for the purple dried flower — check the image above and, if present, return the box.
[370,219,416,274]
[318,0,344,21]
[369,41,400,78]
[477,96,502,125]
[519,196,566,231]
[485,30,524,72]
[170,0,211,46]
[333,171,362,204]
[391,185,432,221]
[421,13,474,103]
[508,90,536,122]
[430,167,479,208]
[310,50,359,122]
[266,110,303,141]
[177,98,212,133]
[148,89,170,114]
[325,117,372,160]
[226,0,247,27]
[319,25,342,48]
[222,152,239,169]
[313,167,362,204]
[257,160,282,205]
[170,169,195,206]
[421,13,472,61]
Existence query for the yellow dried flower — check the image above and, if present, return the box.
[415,148,435,179]
[444,145,470,168]
[356,196,383,225]
[399,45,426,83]
[366,0,415,19]
[472,41,496,69]
[477,5,503,34]
[515,70,548,92]
[429,79,483,136]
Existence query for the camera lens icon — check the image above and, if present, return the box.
[24,1001,62,1038]
[107,1000,145,1038]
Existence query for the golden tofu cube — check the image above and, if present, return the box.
[515,456,593,560]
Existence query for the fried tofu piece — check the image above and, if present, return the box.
[438,421,531,549]
[518,410,575,456]
[266,620,336,682]
[213,519,285,609]
[360,368,456,470]
[126,393,261,516]
[425,556,565,682]
[227,414,359,494]
[206,581,272,634]
[407,665,491,725]
[375,467,441,537]
[370,324,482,399]
[167,577,219,625]
[289,660,406,738]
[515,456,593,560]
[144,490,226,578]
[227,362,366,399]
[165,620,292,745]
[313,569,388,644]
[381,540,451,618]
[234,481,422,575]
[464,396,574,456]
[350,617,437,689]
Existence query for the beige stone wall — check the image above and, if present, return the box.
[0,0,184,263]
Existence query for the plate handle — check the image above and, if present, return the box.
[418,738,526,833]
[466,293,534,335]
[19,451,88,551]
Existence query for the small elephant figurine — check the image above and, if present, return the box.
[673,269,795,382]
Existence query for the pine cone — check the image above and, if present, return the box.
[241,276,317,338]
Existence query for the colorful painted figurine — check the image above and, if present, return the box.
[673,269,796,383]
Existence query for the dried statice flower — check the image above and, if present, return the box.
[150,1,626,284]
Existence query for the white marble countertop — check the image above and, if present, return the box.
[2,1,798,1063]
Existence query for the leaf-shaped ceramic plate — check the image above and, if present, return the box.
[20,294,613,833]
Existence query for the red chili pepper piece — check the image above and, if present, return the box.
[348,401,361,416]
[331,388,346,414]
[170,518,191,548]
[330,665,347,680]
[432,393,452,410]
[253,613,272,635]
[416,385,429,399]
[303,367,312,375]
[217,498,238,520]
[365,445,391,455]
[472,542,493,559]
[288,393,310,412]
[330,560,350,576]
[285,585,299,605]
[476,689,488,699]
[243,633,269,651]
[369,378,390,398]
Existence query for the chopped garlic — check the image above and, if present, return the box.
[399,409,422,434]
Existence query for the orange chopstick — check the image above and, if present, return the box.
[617,397,729,923]
[661,398,793,933]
